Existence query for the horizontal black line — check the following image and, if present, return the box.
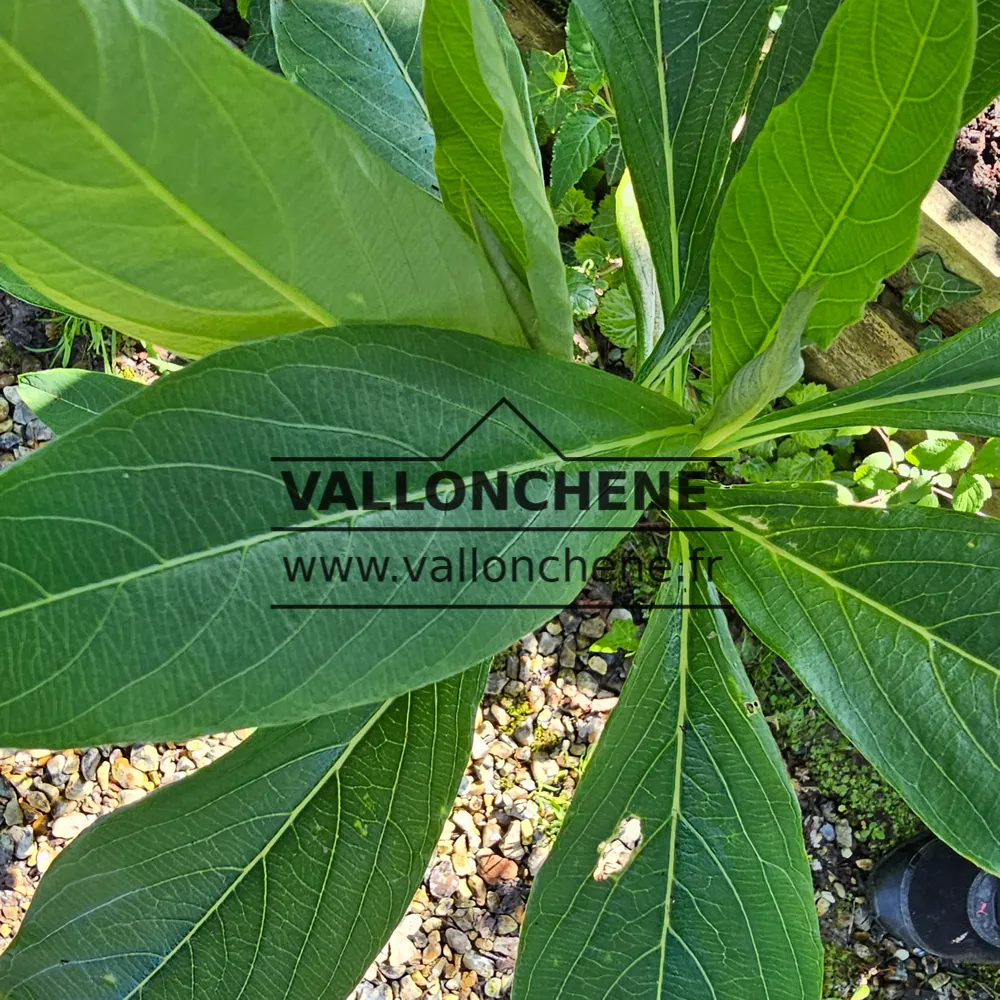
[270,456,731,463]
[272,603,729,611]
[269,525,733,533]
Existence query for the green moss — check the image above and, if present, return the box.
[823,942,863,998]
[746,643,923,849]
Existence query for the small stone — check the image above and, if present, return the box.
[119,788,147,806]
[537,632,560,656]
[479,854,518,885]
[834,819,853,851]
[3,797,23,826]
[428,861,460,899]
[482,821,502,849]
[819,823,836,842]
[80,748,101,781]
[35,846,55,874]
[526,845,550,876]
[815,897,832,917]
[927,972,951,990]
[496,914,518,935]
[856,858,873,871]
[578,617,606,639]
[471,734,489,761]
[445,928,472,954]
[130,744,161,773]
[111,757,146,789]
[397,976,421,1000]
[354,984,390,1000]
[586,655,608,676]
[0,432,20,452]
[576,672,600,698]
[96,760,111,791]
[894,949,910,961]
[491,705,510,728]
[45,753,68,786]
[63,777,94,802]
[23,790,50,814]
[50,812,91,840]
[9,825,33,860]
[512,719,534,747]
[484,977,504,997]
[463,952,495,979]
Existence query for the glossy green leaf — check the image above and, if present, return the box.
[514,569,822,1000]
[965,0,1000,120]
[0,0,525,358]
[271,0,437,194]
[672,483,1000,875]
[0,325,697,748]
[711,0,975,392]
[549,109,612,207]
[0,664,485,999]
[903,252,981,322]
[0,261,64,312]
[423,0,572,357]
[728,310,1000,451]
[616,171,662,367]
[575,0,771,332]
[17,369,143,436]
[906,431,974,473]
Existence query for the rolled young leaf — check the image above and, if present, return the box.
[711,0,976,392]
[0,0,525,358]
[17,369,144,436]
[422,0,573,357]
[270,0,438,194]
[728,307,1000,451]
[616,171,663,369]
[671,483,1000,876]
[514,566,822,1000]
[0,325,698,748]
[575,0,771,337]
[0,663,485,999]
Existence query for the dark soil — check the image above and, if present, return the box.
[941,99,1000,237]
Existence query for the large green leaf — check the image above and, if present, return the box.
[711,0,975,392]
[965,0,1000,120]
[0,663,484,999]
[514,567,822,1000]
[17,369,144,436]
[672,483,1000,875]
[727,309,1000,450]
[0,0,524,358]
[617,171,663,369]
[575,0,771,342]
[422,0,572,357]
[729,0,842,176]
[271,0,438,194]
[0,325,697,748]
[0,261,65,312]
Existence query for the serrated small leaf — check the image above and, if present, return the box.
[566,267,600,318]
[553,188,595,226]
[573,234,610,266]
[565,3,605,90]
[903,253,981,322]
[549,109,612,207]
[596,285,637,347]
[953,472,992,513]
[906,432,975,473]
[773,450,834,482]
[972,438,1000,478]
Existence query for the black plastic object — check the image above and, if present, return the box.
[870,835,1000,964]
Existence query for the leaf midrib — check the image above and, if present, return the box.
[695,500,1000,677]
[0,22,336,328]
[118,700,391,1000]
[0,421,695,621]
[726,374,1000,450]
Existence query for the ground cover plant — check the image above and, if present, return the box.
[0,0,1000,997]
